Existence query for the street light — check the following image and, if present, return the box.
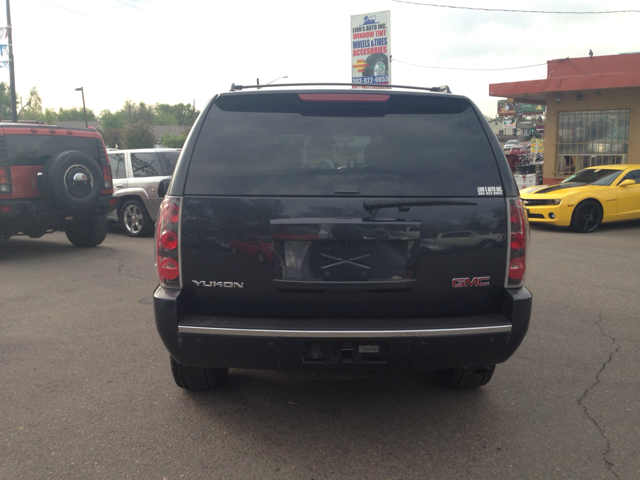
[75,87,88,128]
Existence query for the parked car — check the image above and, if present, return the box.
[229,235,273,263]
[520,165,640,232]
[0,122,116,247]
[107,148,180,237]
[153,84,531,391]
[503,139,521,151]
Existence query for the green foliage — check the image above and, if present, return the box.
[0,82,13,120]
[161,132,188,148]
[58,107,97,121]
[154,111,177,126]
[44,108,58,125]
[121,122,156,149]
[21,87,44,121]
[101,127,121,148]
[120,99,155,124]
[99,109,126,130]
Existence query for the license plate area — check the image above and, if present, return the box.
[304,341,388,364]
[271,218,421,288]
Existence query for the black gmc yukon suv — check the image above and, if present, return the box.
[0,123,115,247]
[154,85,532,390]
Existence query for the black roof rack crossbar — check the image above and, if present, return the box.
[229,83,451,94]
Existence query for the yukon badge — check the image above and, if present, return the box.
[452,277,490,288]
[192,280,244,288]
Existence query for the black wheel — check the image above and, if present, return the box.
[570,200,602,233]
[43,150,104,211]
[170,356,228,391]
[362,53,388,77]
[434,365,495,388]
[65,215,108,248]
[120,199,153,237]
[257,251,266,263]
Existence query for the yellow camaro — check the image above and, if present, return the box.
[520,165,640,233]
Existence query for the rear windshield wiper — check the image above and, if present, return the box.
[363,199,478,212]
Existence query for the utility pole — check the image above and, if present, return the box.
[6,0,17,122]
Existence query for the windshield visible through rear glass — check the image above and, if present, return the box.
[562,169,622,186]
[185,92,503,197]
[5,135,100,166]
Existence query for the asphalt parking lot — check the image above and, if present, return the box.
[1,221,639,479]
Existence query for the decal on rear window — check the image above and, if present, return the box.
[477,186,503,196]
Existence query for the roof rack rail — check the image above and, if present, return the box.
[229,82,452,94]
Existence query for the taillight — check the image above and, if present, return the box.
[0,165,11,194]
[156,197,181,288]
[506,198,529,287]
[102,164,113,192]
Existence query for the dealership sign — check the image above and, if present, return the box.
[351,11,391,86]
[498,100,545,117]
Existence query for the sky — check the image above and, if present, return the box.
[1,0,639,118]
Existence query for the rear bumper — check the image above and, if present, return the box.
[0,196,115,234]
[154,286,532,373]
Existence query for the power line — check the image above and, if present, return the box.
[391,1,640,14]
[116,0,142,9]
[35,0,93,18]
[393,58,547,71]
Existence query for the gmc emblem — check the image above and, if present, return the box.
[452,277,490,288]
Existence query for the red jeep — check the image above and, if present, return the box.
[0,123,116,247]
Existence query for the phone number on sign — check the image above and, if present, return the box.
[352,76,389,84]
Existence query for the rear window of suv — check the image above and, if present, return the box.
[185,92,503,197]
[4,134,101,166]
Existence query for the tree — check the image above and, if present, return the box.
[121,121,155,149]
[99,109,126,130]
[0,82,13,120]
[154,103,177,125]
[44,108,58,125]
[58,107,97,121]
[173,103,199,126]
[161,132,187,148]
[21,87,44,121]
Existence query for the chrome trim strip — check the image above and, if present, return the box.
[177,324,512,338]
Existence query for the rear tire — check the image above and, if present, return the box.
[120,199,153,237]
[65,215,108,248]
[570,200,602,233]
[43,150,104,211]
[170,356,228,391]
[434,365,495,388]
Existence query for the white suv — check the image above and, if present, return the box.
[107,148,180,237]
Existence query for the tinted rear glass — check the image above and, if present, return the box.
[185,92,503,197]
[158,151,180,173]
[5,134,101,166]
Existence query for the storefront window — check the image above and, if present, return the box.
[556,109,629,175]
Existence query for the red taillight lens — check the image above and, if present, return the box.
[160,230,178,250]
[0,165,11,194]
[506,198,529,288]
[102,164,113,191]
[509,258,526,280]
[156,197,181,288]
[511,232,525,250]
[163,203,180,224]
[158,257,180,280]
